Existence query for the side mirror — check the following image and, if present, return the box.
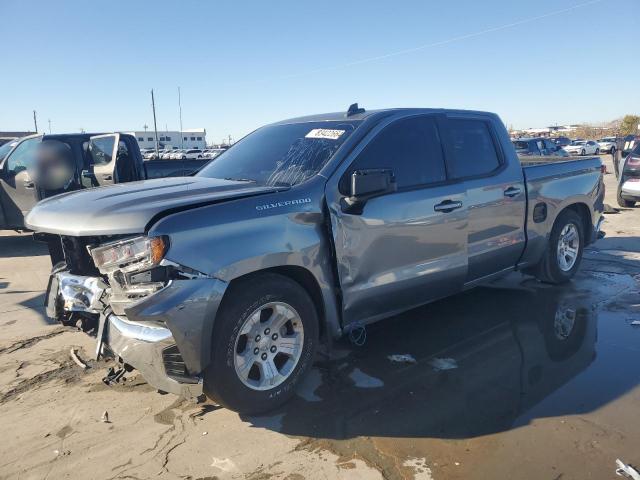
[341,168,396,213]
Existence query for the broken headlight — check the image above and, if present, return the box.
[89,236,167,274]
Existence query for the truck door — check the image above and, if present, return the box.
[326,114,468,326]
[86,134,119,186]
[440,116,526,283]
[0,136,42,228]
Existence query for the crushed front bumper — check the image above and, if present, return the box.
[99,313,203,399]
[47,271,228,400]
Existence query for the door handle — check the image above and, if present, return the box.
[81,170,95,178]
[504,186,522,198]
[434,200,463,213]
[23,180,34,189]
[101,174,113,180]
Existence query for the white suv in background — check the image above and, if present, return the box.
[597,137,618,154]
[565,140,600,156]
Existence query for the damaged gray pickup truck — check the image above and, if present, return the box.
[26,106,605,413]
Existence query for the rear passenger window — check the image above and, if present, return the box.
[446,119,501,178]
[347,116,446,190]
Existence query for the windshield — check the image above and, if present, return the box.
[0,140,19,161]
[598,138,614,142]
[197,121,360,186]
[512,141,529,150]
[572,140,586,145]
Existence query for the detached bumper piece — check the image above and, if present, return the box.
[100,313,203,400]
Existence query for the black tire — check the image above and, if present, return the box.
[581,149,586,156]
[595,148,600,155]
[203,273,319,414]
[617,187,636,208]
[534,210,584,284]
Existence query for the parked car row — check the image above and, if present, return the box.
[141,147,227,161]
[512,137,569,157]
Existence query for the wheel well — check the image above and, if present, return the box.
[226,266,326,340]
[562,203,592,241]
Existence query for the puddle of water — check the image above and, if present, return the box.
[296,367,322,402]
[349,368,384,388]
[244,271,640,442]
[428,357,458,371]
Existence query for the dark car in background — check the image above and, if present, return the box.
[552,136,572,148]
[512,137,569,157]
[0,133,210,230]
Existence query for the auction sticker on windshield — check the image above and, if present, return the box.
[305,129,345,140]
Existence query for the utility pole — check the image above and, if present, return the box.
[33,110,38,133]
[143,124,148,132]
[151,89,160,157]
[178,86,184,149]
[227,134,232,145]
[48,119,52,134]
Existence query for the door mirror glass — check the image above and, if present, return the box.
[342,168,396,213]
[350,168,396,198]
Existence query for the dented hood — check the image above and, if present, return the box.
[25,177,282,236]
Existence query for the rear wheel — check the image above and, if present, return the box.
[617,187,636,208]
[595,148,600,155]
[533,210,584,284]
[581,149,586,156]
[203,273,318,414]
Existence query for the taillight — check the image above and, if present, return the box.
[628,155,640,166]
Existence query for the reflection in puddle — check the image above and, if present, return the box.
[245,272,638,441]
[348,368,384,388]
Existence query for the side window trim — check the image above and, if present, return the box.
[339,113,448,195]
[440,117,506,182]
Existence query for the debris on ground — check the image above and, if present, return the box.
[604,203,620,214]
[387,354,417,364]
[429,357,458,371]
[101,411,110,423]
[616,459,640,480]
[102,366,127,385]
[69,348,87,369]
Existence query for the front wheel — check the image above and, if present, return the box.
[204,273,319,414]
[581,149,586,156]
[533,210,584,284]
[595,148,600,155]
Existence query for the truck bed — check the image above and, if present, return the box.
[518,154,604,267]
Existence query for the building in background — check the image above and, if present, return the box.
[127,128,206,150]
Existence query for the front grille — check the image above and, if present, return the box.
[61,236,100,276]
[162,345,199,383]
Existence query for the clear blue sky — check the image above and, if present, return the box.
[1,0,638,142]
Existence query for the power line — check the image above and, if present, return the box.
[248,0,606,84]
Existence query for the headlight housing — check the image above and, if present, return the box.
[89,236,167,274]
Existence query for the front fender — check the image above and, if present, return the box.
[148,184,342,340]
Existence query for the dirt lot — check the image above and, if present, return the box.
[1,154,639,480]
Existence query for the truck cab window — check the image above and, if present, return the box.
[90,137,115,165]
[446,119,501,178]
[346,116,446,191]
[5,137,41,174]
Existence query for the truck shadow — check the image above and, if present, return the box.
[244,272,638,440]
[0,233,48,258]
